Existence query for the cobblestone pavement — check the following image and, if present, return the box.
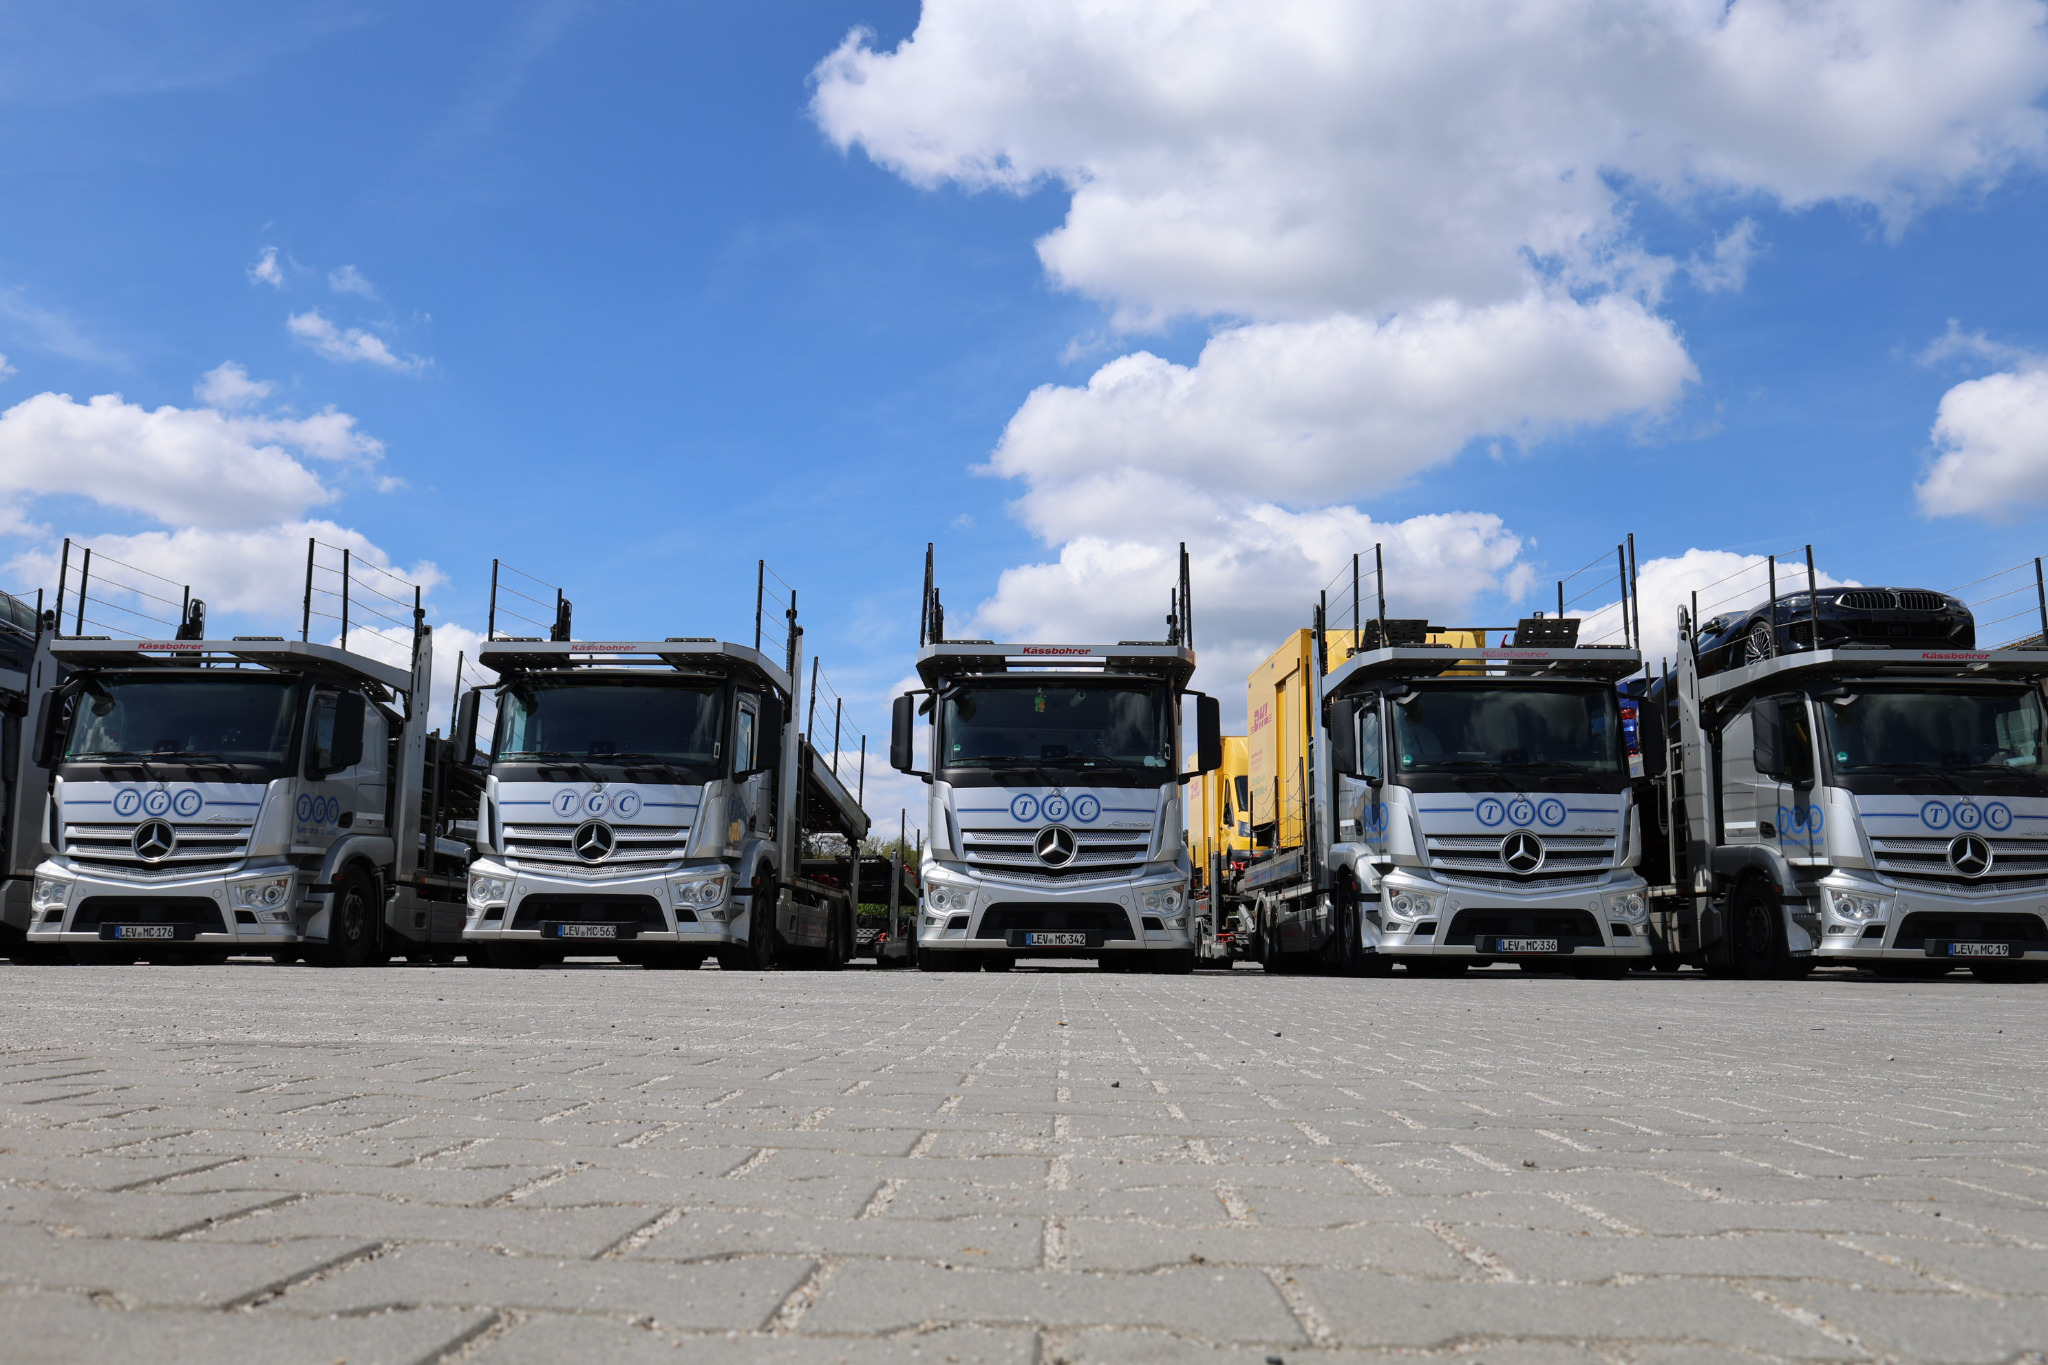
[0,961,2044,1365]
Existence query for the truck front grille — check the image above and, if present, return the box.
[1869,836,2048,885]
[975,903,1136,939]
[63,821,253,877]
[502,822,691,876]
[1425,833,1616,878]
[1892,911,2047,950]
[71,897,228,932]
[1446,907,1603,946]
[959,827,1151,879]
[510,894,668,930]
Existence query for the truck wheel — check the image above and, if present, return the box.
[746,874,781,971]
[320,871,385,969]
[1729,879,1789,979]
[1335,881,1372,977]
[822,909,850,970]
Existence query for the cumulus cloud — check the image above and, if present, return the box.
[0,388,382,531]
[194,360,273,409]
[248,246,284,288]
[287,309,427,374]
[328,264,376,297]
[991,294,1694,538]
[1918,361,2048,519]
[1687,219,1761,294]
[816,0,2048,325]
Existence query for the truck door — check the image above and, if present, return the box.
[732,692,771,840]
[1719,704,1770,849]
[1758,694,1819,861]
[300,688,377,849]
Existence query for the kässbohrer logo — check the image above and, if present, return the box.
[1922,652,1991,661]
[137,642,205,651]
[1020,646,1091,656]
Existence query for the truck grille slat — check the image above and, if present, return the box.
[1870,835,2048,885]
[960,826,1150,880]
[64,821,253,878]
[501,822,692,874]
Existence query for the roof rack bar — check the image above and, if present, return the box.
[74,546,91,636]
[1805,544,1821,656]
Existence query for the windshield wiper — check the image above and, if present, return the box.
[503,751,607,782]
[586,751,696,780]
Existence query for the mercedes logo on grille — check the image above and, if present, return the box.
[1499,831,1546,874]
[572,820,616,864]
[132,819,176,863]
[1948,833,1993,879]
[1034,824,1078,868]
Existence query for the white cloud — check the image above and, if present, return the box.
[0,389,383,531]
[816,0,2048,326]
[249,246,284,288]
[328,265,377,297]
[1916,318,2033,370]
[1687,219,1760,293]
[287,310,427,374]
[194,360,274,410]
[1918,361,2048,519]
[991,294,1694,537]
[0,353,12,382]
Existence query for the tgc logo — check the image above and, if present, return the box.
[1919,800,2012,832]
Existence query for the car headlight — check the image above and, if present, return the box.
[467,874,511,910]
[228,875,294,921]
[670,873,730,918]
[1606,891,1647,922]
[31,876,70,913]
[926,885,974,914]
[1826,889,1890,923]
[1142,886,1185,916]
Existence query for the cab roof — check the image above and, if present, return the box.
[48,637,413,694]
[1699,645,2048,705]
[1326,643,1643,693]
[914,640,1196,689]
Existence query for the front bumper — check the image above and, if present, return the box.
[26,864,303,948]
[1814,879,2048,963]
[461,863,734,946]
[918,868,1195,955]
[1373,871,1651,960]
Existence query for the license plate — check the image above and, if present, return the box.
[1950,941,2010,957]
[1025,932,1088,946]
[557,923,617,939]
[111,924,176,940]
[1495,937,1559,953]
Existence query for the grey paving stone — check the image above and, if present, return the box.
[0,1224,375,1308]
[1768,1284,2048,1363]
[0,1290,490,1365]
[481,1316,1039,1363]
[190,1191,657,1255]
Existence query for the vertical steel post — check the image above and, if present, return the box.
[53,538,70,637]
[1373,542,1387,645]
[1766,555,1778,658]
[301,537,315,641]
[181,586,190,633]
[755,559,765,652]
[1804,545,1821,654]
[1627,533,1641,651]
[857,735,866,805]
[340,547,351,648]
[1351,552,1361,660]
[832,698,842,775]
[1616,545,1631,648]
[487,559,500,641]
[74,547,91,635]
[807,656,819,740]
[1557,580,1565,619]
[2035,558,2047,643]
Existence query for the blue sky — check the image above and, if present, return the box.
[6,1,2048,817]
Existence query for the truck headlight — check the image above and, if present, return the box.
[1826,889,1890,923]
[228,874,295,922]
[926,886,974,914]
[31,876,70,914]
[1141,886,1185,917]
[670,873,730,918]
[1606,891,1647,923]
[1387,892,1437,923]
[467,874,511,910]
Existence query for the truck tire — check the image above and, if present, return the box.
[1334,881,1373,977]
[745,873,780,971]
[823,909,850,970]
[1729,879,1790,979]
[319,870,385,969]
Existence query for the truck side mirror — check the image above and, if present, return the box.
[1751,698,1785,778]
[454,688,482,767]
[1328,698,1357,776]
[890,694,924,776]
[1196,693,1222,775]
[321,693,367,776]
[33,690,72,768]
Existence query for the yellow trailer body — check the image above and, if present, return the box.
[1188,735,1251,884]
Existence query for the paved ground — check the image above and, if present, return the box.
[0,961,2043,1365]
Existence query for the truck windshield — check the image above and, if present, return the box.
[65,676,302,776]
[495,682,722,778]
[940,681,1172,785]
[1391,685,1625,789]
[1820,686,2048,795]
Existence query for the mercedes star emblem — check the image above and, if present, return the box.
[1948,833,1993,879]
[1499,831,1546,874]
[132,819,177,863]
[1035,824,1078,868]
[572,820,616,863]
